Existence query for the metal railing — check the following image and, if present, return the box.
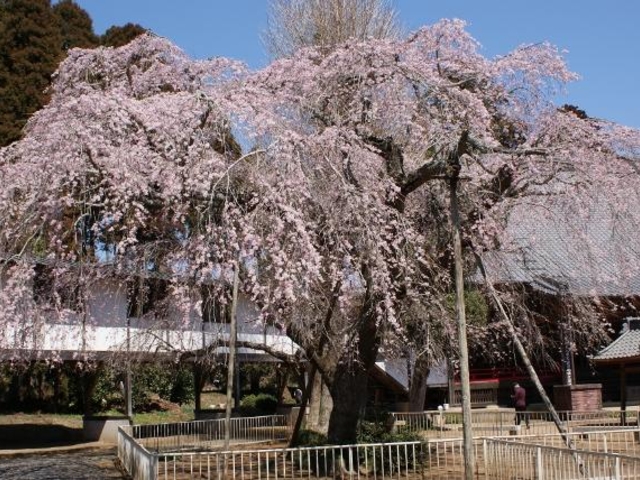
[391,409,639,439]
[118,426,158,480]
[123,415,291,453]
[119,412,640,479]
[483,437,640,479]
[157,440,425,480]
[498,428,640,457]
[423,437,486,479]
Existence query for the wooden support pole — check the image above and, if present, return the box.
[449,173,474,480]
[224,260,240,450]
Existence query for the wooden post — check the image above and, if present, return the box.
[621,363,627,426]
[449,171,474,480]
[224,260,240,449]
[477,256,581,456]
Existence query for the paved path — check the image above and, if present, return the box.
[0,447,124,480]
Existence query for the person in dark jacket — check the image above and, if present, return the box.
[512,382,530,428]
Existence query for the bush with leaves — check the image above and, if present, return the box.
[239,393,279,416]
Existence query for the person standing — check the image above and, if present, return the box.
[512,382,529,428]
[293,387,303,405]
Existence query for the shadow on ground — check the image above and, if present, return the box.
[0,424,83,449]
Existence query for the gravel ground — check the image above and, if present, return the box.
[0,449,124,480]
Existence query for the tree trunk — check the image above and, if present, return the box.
[289,365,316,447]
[275,366,289,405]
[408,354,430,411]
[327,362,369,445]
[308,370,332,433]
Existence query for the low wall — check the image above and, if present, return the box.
[83,416,131,443]
[553,383,602,411]
[193,409,227,420]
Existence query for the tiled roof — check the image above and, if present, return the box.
[593,318,640,363]
[373,359,449,392]
[479,193,640,297]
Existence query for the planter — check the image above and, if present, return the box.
[83,415,131,443]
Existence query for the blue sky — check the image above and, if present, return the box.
[75,1,639,128]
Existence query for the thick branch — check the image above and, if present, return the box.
[401,157,449,196]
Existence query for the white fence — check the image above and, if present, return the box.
[119,412,640,479]
[391,409,640,438]
[157,441,425,480]
[124,415,291,453]
[118,415,291,480]
[501,428,640,456]
[483,438,640,479]
[118,426,157,480]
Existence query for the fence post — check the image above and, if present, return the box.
[149,452,158,480]
[615,456,621,480]
[483,439,488,478]
[535,446,543,480]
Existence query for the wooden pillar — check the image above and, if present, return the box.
[621,363,627,426]
[621,364,627,410]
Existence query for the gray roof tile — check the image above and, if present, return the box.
[594,318,640,362]
[480,194,640,296]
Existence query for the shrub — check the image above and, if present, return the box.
[239,393,278,416]
[357,420,424,471]
[295,428,328,447]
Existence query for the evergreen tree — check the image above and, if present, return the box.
[0,0,63,146]
[0,0,145,146]
[101,22,146,48]
[53,0,99,50]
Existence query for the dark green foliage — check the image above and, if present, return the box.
[294,424,422,475]
[77,363,194,413]
[241,362,279,395]
[169,365,194,405]
[53,0,99,50]
[129,363,194,411]
[0,361,194,414]
[357,420,423,471]
[294,428,328,447]
[445,288,489,327]
[0,0,63,145]
[239,392,278,416]
[101,22,146,48]
[0,0,145,146]
[357,420,421,444]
